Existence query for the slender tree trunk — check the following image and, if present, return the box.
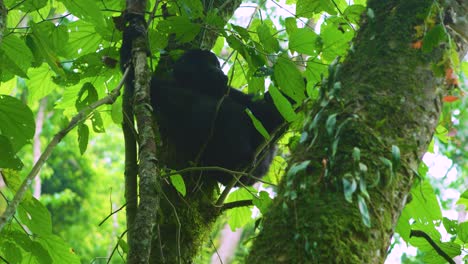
[0,0,6,44]
[248,0,466,262]
[33,98,47,198]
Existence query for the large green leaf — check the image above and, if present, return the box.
[296,0,337,17]
[226,188,255,230]
[0,95,35,152]
[158,16,201,44]
[18,198,53,236]
[269,85,297,122]
[403,181,442,224]
[0,34,33,78]
[0,135,23,169]
[67,20,103,57]
[25,64,59,104]
[257,23,280,53]
[273,56,306,103]
[30,22,66,77]
[58,0,105,26]
[289,27,320,56]
[37,234,80,264]
[320,17,354,62]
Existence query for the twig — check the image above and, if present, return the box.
[106,229,128,264]
[221,199,253,212]
[410,230,455,264]
[98,202,128,226]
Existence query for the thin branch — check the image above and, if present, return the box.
[106,230,128,264]
[410,230,455,264]
[221,200,253,212]
[98,202,128,226]
[0,68,129,232]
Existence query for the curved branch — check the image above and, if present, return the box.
[0,68,129,232]
[222,200,253,211]
[410,230,455,264]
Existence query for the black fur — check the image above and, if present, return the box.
[121,25,285,185]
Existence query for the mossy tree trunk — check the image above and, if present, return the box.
[248,0,466,263]
[148,1,242,263]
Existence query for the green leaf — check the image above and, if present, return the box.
[178,0,204,19]
[395,208,411,241]
[352,147,360,162]
[246,109,270,139]
[75,82,98,111]
[18,198,53,236]
[289,28,320,56]
[285,17,298,35]
[320,17,354,61]
[0,95,35,152]
[422,25,447,53]
[442,217,457,235]
[26,64,60,104]
[325,113,337,136]
[405,181,442,223]
[296,0,337,17]
[1,241,22,263]
[37,234,80,264]
[248,75,265,94]
[226,188,254,230]
[78,124,89,155]
[90,112,105,133]
[170,174,187,197]
[158,16,201,44]
[231,24,251,41]
[253,191,273,214]
[118,237,129,254]
[357,194,371,227]
[305,58,328,90]
[458,222,468,243]
[30,22,66,77]
[343,5,366,24]
[16,0,47,12]
[0,135,23,169]
[269,85,297,122]
[0,34,33,78]
[342,176,356,203]
[287,160,310,178]
[67,20,103,57]
[409,223,460,263]
[149,30,169,51]
[58,0,105,26]
[273,56,306,103]
[359,172,369,199]
[257,23,280,53]
[111,95,123,124]
[391,145,400,170]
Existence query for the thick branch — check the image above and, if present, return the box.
[123,1,160,262]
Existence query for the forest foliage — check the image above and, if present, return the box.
[0,0,467,263]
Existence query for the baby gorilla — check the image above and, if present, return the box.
[150,49,285,186]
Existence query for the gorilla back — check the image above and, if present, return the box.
[150,50,286,186]
[121,39,286,185]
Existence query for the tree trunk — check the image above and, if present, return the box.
[248,0,466,262]
[148,2,242,263]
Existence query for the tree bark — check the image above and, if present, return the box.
[248,0,467,263]
[33,98,47,198]
[148,2,243,263]
[0,0,6,44]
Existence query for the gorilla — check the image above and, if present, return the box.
[121,26,287,186]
